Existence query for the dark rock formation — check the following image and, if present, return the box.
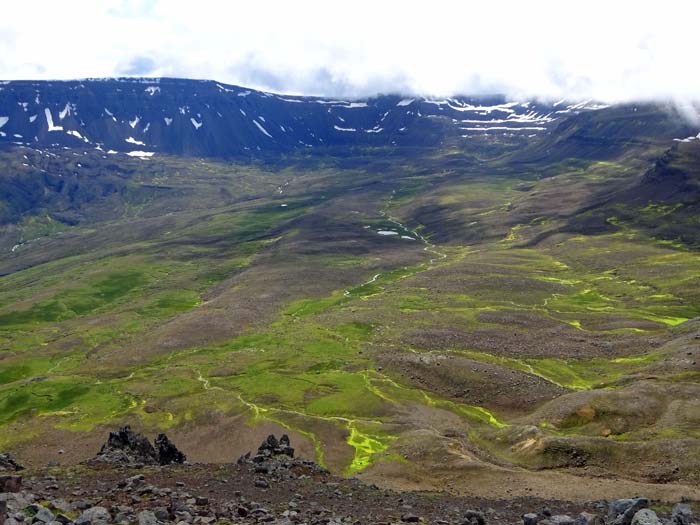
[94,426,159,465]
[93,426,185,466]
[252,434,295,463]
[154,434,186,465]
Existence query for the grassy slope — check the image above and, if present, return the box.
[0,137,699,485]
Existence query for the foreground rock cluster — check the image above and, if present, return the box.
[1,429,698,525]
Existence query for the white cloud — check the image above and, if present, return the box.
[0,0,699,102]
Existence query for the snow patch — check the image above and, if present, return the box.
[190,118,203,130]
[126,151,155,157]
[126,136,145,145]
[44,108,63,131]
[0,117,8,129]
[129,116,140,128]
[145,86,160,96]
[253,120,272,138]
[29,114,37,123]
[66,130,83,139]
[59,102,74,120]
[377,230,399,236]
[334,125,356,132]
[164,117,173,126]
[397,98,415,107]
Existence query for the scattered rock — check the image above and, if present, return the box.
[672,504,693,525]
[137,511,158,525]
[75,506,110,525]
[29,505,54,524]
[575,512,603,525]
[523,513,540,525]
[463,510,486,525]
[254,478,269,489]
[609,498,649,525]
[401,514,420,523]
[631,509,661,525]
[545,516,575,525]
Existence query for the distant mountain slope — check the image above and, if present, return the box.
[0,78,614,157]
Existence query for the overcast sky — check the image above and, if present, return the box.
[1,0,698,102]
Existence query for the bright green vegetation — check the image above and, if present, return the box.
[1,143,699,481]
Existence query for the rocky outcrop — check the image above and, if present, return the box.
[92,426,185,466]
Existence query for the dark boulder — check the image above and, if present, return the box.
[154,434,186,465]
[0,475,22,493]
[0,454,23,472]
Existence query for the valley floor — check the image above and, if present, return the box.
[1,139,700,500]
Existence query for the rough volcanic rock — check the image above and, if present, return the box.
[93,426,159,465]
[154,434,186,465]
[250,434,295,463]
[93,426,186,466]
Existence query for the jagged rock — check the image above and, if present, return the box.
[463,510,486,525]
[75,507,110,525]
[0,476,22,493]
[93,427,186,466]
[523,513,540,525]
[154,434,186,465]
[54,514,72,525]
[609,499,649,525]
[249,434,295,463]
[672,504,693,525]
[630,509,661,525]
[401,514,420,523]
[94,427,158,465]
[0,455,23,473]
